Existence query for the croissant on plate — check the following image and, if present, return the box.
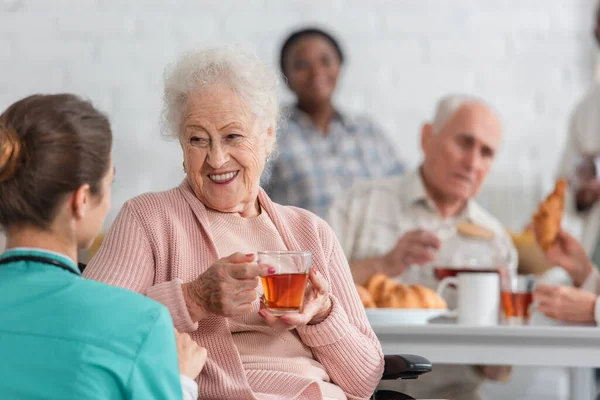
[356,274,447,309]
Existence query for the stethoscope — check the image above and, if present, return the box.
[0,255,81,276]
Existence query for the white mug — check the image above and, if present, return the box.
[436,272,500,326]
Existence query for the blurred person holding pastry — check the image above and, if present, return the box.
[328,94,517,400]
[530,179,597,325]
[534,228,600,324]
[555,2,600,261]
[529,168,600,323]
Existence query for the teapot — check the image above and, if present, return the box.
[431,221,513,282]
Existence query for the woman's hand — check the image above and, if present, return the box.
[544,229,592,287]
[534,284,596,323]
[175,330,207,380]
[258,267,332,331]
[182,253,274,318]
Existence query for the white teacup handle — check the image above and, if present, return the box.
[437,277,459,318]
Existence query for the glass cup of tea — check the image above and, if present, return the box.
[500,274,535,325]
[257,251,312,316]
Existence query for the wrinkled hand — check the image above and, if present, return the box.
[534,284,596,323]
[175,330,207,380]
[382,230,441,276]
[544,230,592,287]
[258,268,331,331]
[183,253,274,318]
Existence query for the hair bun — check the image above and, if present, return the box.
[0,124,22,182]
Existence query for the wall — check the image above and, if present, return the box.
[0,0,597,230]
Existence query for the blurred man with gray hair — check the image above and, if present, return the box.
[327,94,517,400]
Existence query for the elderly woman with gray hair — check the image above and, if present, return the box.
[83,45,383,400]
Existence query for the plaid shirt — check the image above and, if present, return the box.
[263,106,405,217]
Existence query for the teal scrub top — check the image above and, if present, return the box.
[0,248,182,400]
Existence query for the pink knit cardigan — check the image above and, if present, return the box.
[84,179,384,400]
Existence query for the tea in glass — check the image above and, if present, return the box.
[501,274,535,323]
[258,251,311,315]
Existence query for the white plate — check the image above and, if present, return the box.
[365,308,449,325]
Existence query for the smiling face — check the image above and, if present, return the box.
[283,35,341,106]
[421,103,502,203]
[180,86,274,216]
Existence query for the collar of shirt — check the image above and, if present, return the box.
[401,167,476,221]
[0,247,81,275]
[288,105,353,135]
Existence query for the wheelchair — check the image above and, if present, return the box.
[372,354,432,400]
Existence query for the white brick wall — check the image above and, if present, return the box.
[0,0,597,232]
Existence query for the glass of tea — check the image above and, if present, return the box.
[500,274,535,324]
[258,251,312,315]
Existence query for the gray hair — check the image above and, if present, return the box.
[161,44,281,140]
[431,94,495,134]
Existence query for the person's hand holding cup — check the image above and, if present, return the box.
[255,251,332,331]
[182,252,275,319]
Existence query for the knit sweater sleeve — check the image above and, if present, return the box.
[83,201,199,332]
[296,222,384,399]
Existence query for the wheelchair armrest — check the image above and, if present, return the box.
[382,354,432,380]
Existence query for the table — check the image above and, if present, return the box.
[371,317,599,400]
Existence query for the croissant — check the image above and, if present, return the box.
[532,179,566,251]
[359,274,447,309]
[355,284,376,308]
[382,284,422,308]
[411,285,447,309]
[365,273,396,305]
